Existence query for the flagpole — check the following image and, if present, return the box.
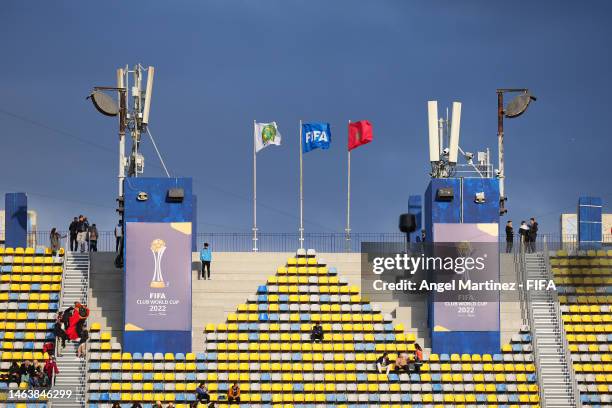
[299,119,304,249]
[346,120,352,252]
[253,120,258,251]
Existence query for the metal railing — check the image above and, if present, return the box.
[542,237,581,407]
[1,230,610,253]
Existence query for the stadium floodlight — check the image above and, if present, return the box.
[496,88,537,215]
[89,91,119,117]
[448,102,462,164]
[427,101,440,163]
[142,66,154,126]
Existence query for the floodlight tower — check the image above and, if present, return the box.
[496,89,536,215]
[88,64,154,266]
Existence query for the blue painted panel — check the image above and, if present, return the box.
[192,195,198,252]
[124,178,193,223]
[432,331,500,355]
[5,193,27,248]
[124,331,191,354]
[462,178,500,224]
[424,179,462,242]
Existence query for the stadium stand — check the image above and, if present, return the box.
[87,250,540,407]
[0,247,64,398]
[551,248,612,407]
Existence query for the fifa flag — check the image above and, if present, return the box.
[348,120,373,151]
[302,122,331,153]
[254,122,282,153]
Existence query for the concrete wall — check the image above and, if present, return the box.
[89,253,124,344]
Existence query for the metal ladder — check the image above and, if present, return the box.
[524,249,580,408]
[51,251,90,408]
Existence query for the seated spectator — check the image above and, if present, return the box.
[153,401,163,408]
[42,341,55,357]
[166,403,175,408]
[195,382,210,404]
[414,343,423,373]
[112,403,121,408]
[130,403,142,408]
[8,361,21,384]
[227,383,241,402]
[395,351,410,371]
[310,322,323,342]
[20,360,33,384]
[376,352,392,375]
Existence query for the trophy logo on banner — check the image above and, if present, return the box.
[150,239,167,288]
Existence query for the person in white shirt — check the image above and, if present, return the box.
[114,220,123,252]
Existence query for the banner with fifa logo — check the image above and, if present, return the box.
[125,222,192,331]
[302,122,331,153]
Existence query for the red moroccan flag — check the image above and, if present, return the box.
[348,120,373,151]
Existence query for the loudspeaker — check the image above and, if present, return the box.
[167,188,185,203]
[399,213,417,233]
[436,187,454,202]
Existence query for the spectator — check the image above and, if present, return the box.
[195,382,210,404]
[89,224,98,252]
[114,220,123,252]
[77,329,88,359]
[227,383,241,402]
[20,360,33,384]
[54,312,69,356]
[131,403,143,408]
[44,356,59,384]
[505,221,514,253]
[76,215,89,253]
[69,217,78,252]
[66,302,89,340]
[420,229,426,243]
[166,404,175,408]
[414,343,423,373]
[528,217,538,253]
[62,303,76,331]
[395,351,410,372]
[376,353,392,375]
[42,341,55,358]
[112,403,121,408]
[519,221,530,251]
[49,228,64,257]
[7,361,21,384]
[200,243,212,280]
[153,402,163,408]
[310,322,323,343]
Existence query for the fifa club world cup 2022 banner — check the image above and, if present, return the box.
[125,222,192,332]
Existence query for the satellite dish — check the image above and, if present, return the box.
[89,91,119,116]
[505,91,536,118]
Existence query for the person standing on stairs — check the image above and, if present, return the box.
[505,220,514,253]
[68,217,78,252]
[114,219,123,252]
[43,356,59,385]
[76,215,89,253]
[200,243,212,280]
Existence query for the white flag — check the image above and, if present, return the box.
[254,122,282,153]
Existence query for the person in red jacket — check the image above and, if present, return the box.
[44,356,59,383]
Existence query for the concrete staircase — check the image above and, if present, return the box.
[51,252,89,408]
[525,252,579,408]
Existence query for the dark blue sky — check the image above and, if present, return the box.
[1,1,610,233]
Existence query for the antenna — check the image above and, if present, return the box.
[448,102,461,164]
[427,101,440,163]
[142,66,154,126]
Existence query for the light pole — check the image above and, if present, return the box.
[496,88,537,215]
